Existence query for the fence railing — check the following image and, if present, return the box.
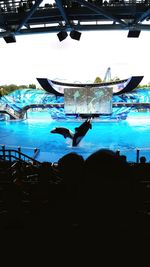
[1,144,150,163]
[0,145,40,165]
[116,147,150,163]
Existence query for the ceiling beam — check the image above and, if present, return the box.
[0,11,7,31]
[55,0,71,27]
[134,7,150,24]
[0,22,149,38]
[15,0,44,32]
[73,0,128,27]
[1,1,150,38]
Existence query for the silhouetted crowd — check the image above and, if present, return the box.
[0,149,150,259]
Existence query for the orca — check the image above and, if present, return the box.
[50,127,74,139]
[72,118,92,147]
[50,118,92,147]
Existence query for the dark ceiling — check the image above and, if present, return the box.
[0,0,150,40]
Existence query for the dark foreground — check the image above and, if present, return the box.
[0,149,150,263]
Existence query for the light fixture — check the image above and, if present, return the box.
[70,30,81,41]
[57,31,68,42]
[3,34,16,43]
[127,30,141,38]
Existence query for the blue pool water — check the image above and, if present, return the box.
[1,110,150,163]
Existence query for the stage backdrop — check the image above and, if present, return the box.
[64,87,113,115]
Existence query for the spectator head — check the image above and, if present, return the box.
[140,156,146,163]
[84,148,124,182]
[58,152,84,185]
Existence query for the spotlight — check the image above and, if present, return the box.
[127,30,141,38]
[57,31,68,42]
[70,30,81,41]
[3,34,16,43]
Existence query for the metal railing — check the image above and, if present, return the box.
[116,148,150,163]
[1,144,150,164]
[0,145,40,165]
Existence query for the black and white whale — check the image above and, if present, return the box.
[72,118,92,146]
[50,118,92,147]
[50,127,74,139]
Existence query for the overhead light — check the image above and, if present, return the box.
[127,30,141,38]
[57,31,68,42]
[70,30,81,41]
[3,34,16,43]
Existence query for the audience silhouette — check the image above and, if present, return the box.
[81,148,133,240]
[0,147,150,254]
[57,152,84,227]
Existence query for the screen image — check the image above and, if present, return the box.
[64,87,113,114]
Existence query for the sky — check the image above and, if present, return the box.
[0,29,149,87]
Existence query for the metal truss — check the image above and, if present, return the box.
[0,0,150,39]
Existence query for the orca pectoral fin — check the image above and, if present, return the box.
[69,131,74,139]
[63,130,74,140]
[75,127,79,131]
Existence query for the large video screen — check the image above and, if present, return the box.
[64,87,113,114]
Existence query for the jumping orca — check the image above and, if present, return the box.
[50,118,92,147]
[72,118,92,147]
[50,127,74,139]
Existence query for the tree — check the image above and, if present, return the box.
[18,85,28,89]
[94,77,102,83]
[29,84,36,89]
[0,85,17,95]
[0,88,3,97]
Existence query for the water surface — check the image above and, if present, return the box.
[0,111,150,162]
